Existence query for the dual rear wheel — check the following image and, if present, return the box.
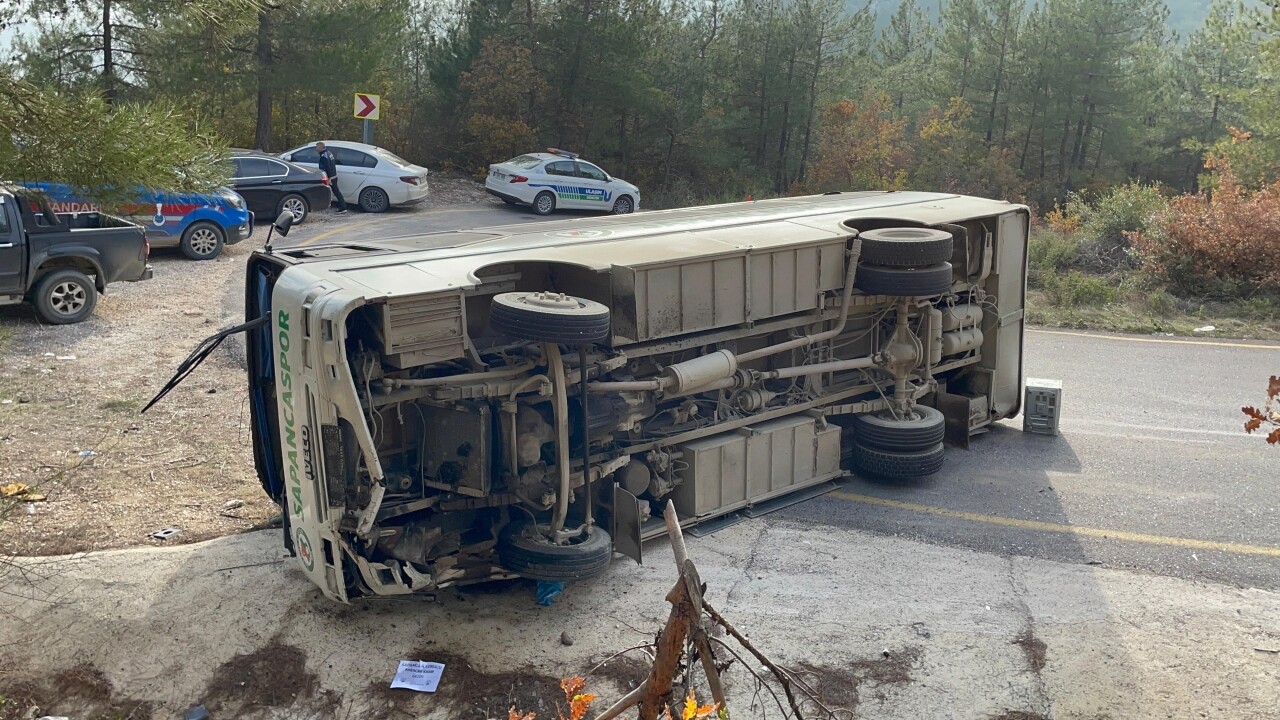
[854,227,955,297]
[848,226,955,477]
[849,406,946,479]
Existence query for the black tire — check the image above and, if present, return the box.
[851,406,945,452]
[359,186,390,213]
[490,291,611,344]
[277,193,309,224]
[611,196,635,214]
[851,441,945,479]
[858,227,954,268]
[180,221,225,260]
[33,269,97,324]
[498,523,613,582]
[532,191,556,216]
[854,262,954,297]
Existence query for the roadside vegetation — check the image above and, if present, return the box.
[5,0,1280,340]
[1025,157,1280,339]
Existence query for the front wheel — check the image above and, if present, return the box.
[359,186,390,213]
[180,221,225,260]
[278,193,309,224]
[33,269,97,324]
[611,196,634,215]
[532,191,556,216]
[498,523,613,582]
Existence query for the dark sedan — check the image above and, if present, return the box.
[229,150,333,224]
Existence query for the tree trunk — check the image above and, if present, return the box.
[774,52,796,192]
[253,9,274,152]
[102,0,115,104]
[1077,101,1096,171]
[1018,94,1038,172]
[984,30,1009,144]
[797,28,824,184]
[661,127,675,196]
[1091,127,1105,177]
[1057,115,1071,183]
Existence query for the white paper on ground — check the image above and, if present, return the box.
[390,660,445,692]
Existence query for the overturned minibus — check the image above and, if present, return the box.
[237,191,1027,601]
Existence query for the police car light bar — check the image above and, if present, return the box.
[547,147,579,159]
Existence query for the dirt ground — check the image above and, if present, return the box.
[0,177,489,556]
[0,522,1275,719]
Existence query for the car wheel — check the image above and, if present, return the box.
[180,221,225,260]
[532,191,556,216]
[278,193,309,224]
[359,187,390,213]
[611,196,634,215]
[33,269,97,325]
[498,523,613,582]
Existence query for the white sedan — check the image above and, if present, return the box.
[486,149,640,216]
[280,141,429,213]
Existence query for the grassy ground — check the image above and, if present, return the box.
[1026,287,1280,340]
[1025,229,1280,340]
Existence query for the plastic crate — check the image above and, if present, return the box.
[1023,378,1062,436]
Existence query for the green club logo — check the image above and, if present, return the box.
[295,528,316,572]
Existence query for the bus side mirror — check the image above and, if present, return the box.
[273,211,294,237]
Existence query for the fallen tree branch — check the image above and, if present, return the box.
[703,600,806,719]
[709,636,791,718]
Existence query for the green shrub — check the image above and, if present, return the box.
[1235,296,1280,322]
[1027,230,1081,287]
[1144,289,1177,317]
[1042,271,1119,307]
[1073,183,1167,268]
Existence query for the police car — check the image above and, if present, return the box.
[485,149,639,216]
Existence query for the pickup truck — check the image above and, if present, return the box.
[0,184,153,324]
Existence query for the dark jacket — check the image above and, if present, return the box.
[317,150,338,179]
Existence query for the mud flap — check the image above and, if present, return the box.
[935,390,972,449]
[611,484,643,565]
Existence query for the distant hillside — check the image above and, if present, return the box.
[860,0,1256,38]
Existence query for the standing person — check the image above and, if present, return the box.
[315,142,347,214]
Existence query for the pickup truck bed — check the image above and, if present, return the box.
[0,185,152,324]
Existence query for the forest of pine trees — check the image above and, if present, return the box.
[4,0,1280,209]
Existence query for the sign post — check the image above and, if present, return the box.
[353,92,381,145]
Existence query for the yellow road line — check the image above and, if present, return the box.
[293,215,381,245]
[1028,328,1278,350]
[831,491,1280,558]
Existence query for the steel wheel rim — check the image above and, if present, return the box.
[366,190,388,212]
[283,197,306,220]
[50,281,86,315]
[190,228,218,256]
[537,195,553,213]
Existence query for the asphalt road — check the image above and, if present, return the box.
[283,205,1280,592]
[783,328,1280,591]
[276,200,592,248]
